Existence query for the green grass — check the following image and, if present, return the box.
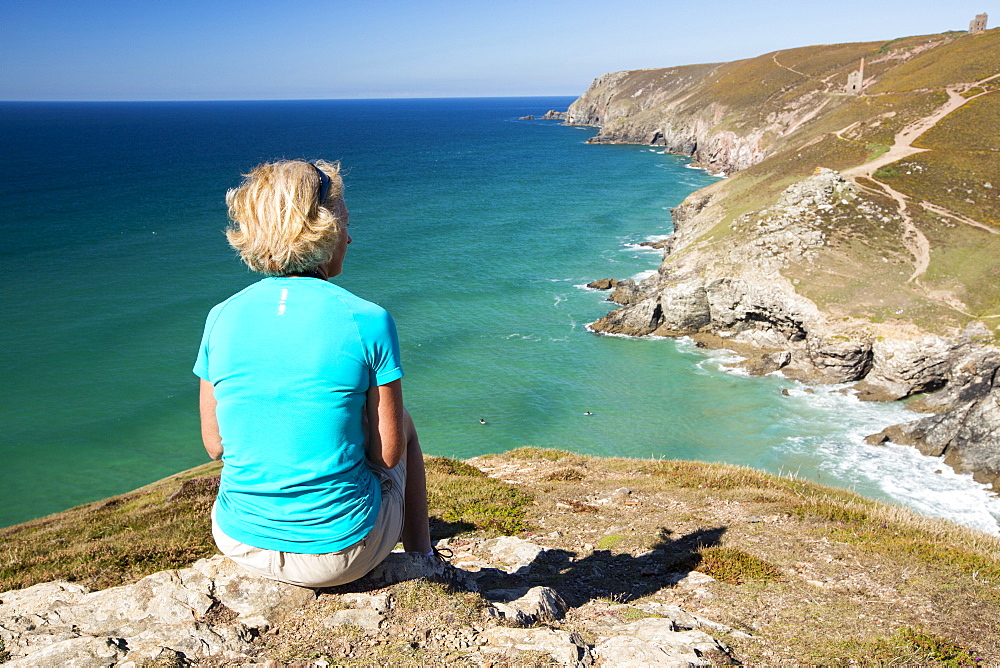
[915,207,1000,319]
[596,534,625,550]
[834,626,986,666]
[894,627,984,665]
[0,455,537,592]
[424,456,487,478]
[4,448,1000,665]
[867,29,1000,94]
[425,457,535,536]
[613,455,1000,591]
[0,462,222,592]
[866,143,891,160]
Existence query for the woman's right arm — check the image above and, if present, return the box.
[365,379,406,469]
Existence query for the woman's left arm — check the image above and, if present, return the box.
[365,379,406,469]
[200,379,224,461]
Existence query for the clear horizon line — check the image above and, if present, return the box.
[0,93,580,104]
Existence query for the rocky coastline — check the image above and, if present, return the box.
[585,169,1000,491]
[552,30,1000,495]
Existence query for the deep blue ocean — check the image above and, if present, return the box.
[2,98,998,533]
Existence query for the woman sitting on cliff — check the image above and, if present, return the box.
[194,159,433,587]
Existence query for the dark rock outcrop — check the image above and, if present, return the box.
[866,347,1000,488]
[586,278,619,290]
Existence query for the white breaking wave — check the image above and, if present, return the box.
[622,243,662,254]
[584,322,667,340]
[683,163,727,178]
[673,337,1000,534]
[780,384,1000,535]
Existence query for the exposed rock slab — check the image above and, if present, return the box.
[0,555,310,665]
[479,626,591,666]
[0,535,742,666]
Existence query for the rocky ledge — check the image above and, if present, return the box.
[0,539,739,667]
[588,169,1000,490]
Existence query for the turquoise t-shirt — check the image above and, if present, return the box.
[194,277,403,553]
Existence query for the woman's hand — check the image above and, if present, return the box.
[365,379,405,468]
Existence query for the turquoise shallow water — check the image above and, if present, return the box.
[1,98,998,533]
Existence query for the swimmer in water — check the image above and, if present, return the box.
[584,411,593,416]
[479,418,487,424]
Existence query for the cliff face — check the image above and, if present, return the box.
[566,65,774,174]
[575,29,1000,488]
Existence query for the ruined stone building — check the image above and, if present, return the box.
[970,13,988,35]
[845,58,865,95]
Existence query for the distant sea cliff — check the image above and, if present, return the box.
[559,27,1000,489]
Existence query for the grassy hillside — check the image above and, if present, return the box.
[587,27,1000,334]
[2,450,999,664]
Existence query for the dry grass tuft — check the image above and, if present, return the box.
[543,467,586,482]
[697,547,783,584]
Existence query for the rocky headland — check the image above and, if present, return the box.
[562,27,1000,490]
[3,450,999,665]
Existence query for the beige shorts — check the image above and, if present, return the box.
[212,458,406,588]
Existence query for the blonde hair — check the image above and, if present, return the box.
[225,159,345,275]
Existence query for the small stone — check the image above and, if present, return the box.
[483,536,552,574]
[341,593,390,613]
[325,609,384,634]
[485,586,568,624]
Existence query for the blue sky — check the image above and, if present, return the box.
[1,0,994,100]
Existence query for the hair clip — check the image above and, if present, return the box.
[312,164,331,204]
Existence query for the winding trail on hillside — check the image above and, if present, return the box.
[772,52,809,78]
[839,75,1000,285]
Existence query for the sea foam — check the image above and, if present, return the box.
[676,338,1000,534]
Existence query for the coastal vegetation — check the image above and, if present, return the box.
[3,449,999,664]
[575,27,1000,333]
[3,24,999,667]
[571,25,1000,495]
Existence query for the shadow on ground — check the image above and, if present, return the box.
[468,526,727,606]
